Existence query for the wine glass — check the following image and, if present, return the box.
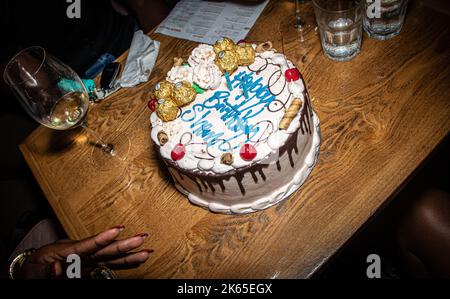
[279,0,318,66]
[3,46,130,171]
[280,0,317,43]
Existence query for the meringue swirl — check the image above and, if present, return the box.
[193,63,222,90]
[188,44,216,67]
[166,65,193,84]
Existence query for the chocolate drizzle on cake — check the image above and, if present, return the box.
[251,171,259,183]
[193,178,203,193]
[258,169,267,181]
[206,181,216,192]
[163,92,312,196]
[299,92,313,135]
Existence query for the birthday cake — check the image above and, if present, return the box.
[149,38,320,214]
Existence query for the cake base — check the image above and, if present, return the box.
[172,112,321,214]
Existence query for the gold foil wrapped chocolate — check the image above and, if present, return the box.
[156,99,178,122]
[154,81,174,100]
[213,37,236,54]
[215,50,239,74]
[172,81,197,107]
[235,44,256,66]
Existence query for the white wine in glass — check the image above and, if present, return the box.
[3,46,129,170]
[49,91,89,130]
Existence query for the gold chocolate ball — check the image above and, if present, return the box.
[154,81,174,100]
[156,99,178,122]
[213,37,236,54]
[215,50,239,74]
[235,44,256,66]
[172,81,197,107]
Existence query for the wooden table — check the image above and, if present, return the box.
[20,0,450,278]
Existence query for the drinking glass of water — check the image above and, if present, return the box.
[363,0,408,40]
[313,0,363,62]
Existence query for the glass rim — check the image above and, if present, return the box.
[3,46,47,86]
[312,0,362,14]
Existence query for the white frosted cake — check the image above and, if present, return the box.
[149,38,320,214]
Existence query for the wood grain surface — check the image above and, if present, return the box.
[19,0,450,278]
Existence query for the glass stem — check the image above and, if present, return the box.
[80,122,115,156]
[295,0,304,28]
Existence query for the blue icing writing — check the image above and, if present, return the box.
[181,70,275,151]
[190,111,225,146]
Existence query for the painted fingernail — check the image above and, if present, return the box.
[50,262,57,277]
[142,249,154,254]
[110,225,125,232]
[135,233,149,239]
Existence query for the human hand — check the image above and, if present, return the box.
[18,225,152,279]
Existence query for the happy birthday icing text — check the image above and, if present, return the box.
[181,70,276,151]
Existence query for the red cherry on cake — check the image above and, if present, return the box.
[240,144,257,161]
[147,98,158,112]
[171,143,186,161]
[284,68,301,82]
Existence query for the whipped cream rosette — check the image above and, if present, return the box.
[166,65,193,84]
[187,44,216,67]
[192,63,222,90]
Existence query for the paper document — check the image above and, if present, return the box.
[155,0,269,45]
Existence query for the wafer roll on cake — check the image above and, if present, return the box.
[279,98,303,130]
